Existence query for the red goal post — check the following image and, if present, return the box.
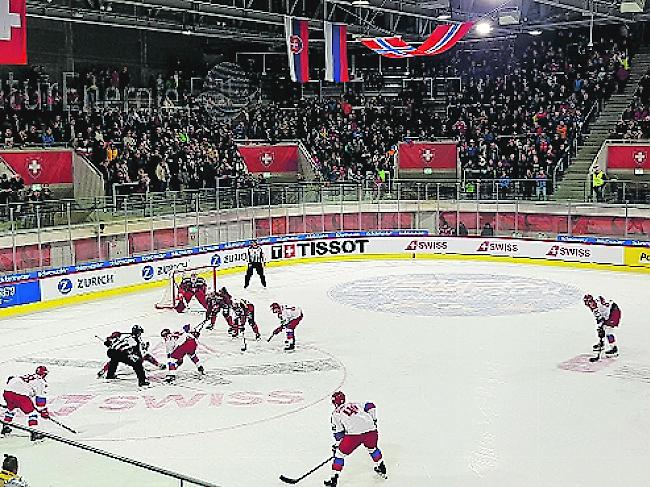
[155,265,218,310]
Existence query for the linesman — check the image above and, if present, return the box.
[244,240,266,288]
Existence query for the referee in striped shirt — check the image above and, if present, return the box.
[245,240,267,288]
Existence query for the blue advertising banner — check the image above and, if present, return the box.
[557,235,650,247]
[0,280,41,308]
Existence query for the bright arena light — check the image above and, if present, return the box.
[476,21,492,35]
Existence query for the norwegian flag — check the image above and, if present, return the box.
[416,22,474,56]
[0,0,27,65]
[360,37,418,59]
[362,22,473,59]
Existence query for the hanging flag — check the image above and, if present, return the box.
[361,22,474,59]
[416,22,474,56]
[361,37,418,59]
[0,0,27,65]
[284,16,310,83]
[324,22,349,83]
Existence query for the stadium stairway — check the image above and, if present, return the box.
[553,47,650,201]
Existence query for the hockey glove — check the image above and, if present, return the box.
[40,408,50,419]
[597,327,606,339]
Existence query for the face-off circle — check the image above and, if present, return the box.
[328,273,583,317]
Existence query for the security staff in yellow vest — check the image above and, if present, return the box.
[0,454,28,486]
[591,165,606,202]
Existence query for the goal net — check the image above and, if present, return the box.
[155,265,218,311]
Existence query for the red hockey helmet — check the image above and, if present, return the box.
[583,294,597,309]
[161,328,171,337]
[270,302,281,313]
[35,365,48,378]
[332,391,346,407]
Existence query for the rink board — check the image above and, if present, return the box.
[0,230,644,318]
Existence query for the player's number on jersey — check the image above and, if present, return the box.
[342,404,359,416]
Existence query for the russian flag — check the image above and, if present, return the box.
[285,16,310,84]
[324,22,349,83]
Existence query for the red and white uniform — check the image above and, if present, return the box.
[330,401,383,472]
[233,299,261,339]
[205,291,234,332]
[3,374,48,427]
[586,294,621,350]
[175,276,208,313]
[163,327,202,378]
[271,305,303,348]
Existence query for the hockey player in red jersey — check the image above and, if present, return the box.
[268,303,303,351]
[205,287,235,333]
[175,273,208,313]
[161,325,204,383]
[584,294,621,357]
[97,325,165,378]
[232,298,261,340]
[324,391,387,486]
[2,366,49,441]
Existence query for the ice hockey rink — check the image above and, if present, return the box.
[1,258,649,487]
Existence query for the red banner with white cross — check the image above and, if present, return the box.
[0,150,74,184]
[0,0,27,65]
[398,141,458,173]
[606,144,650,171]
[236,144,300,174]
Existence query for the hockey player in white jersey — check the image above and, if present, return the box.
[161,324,204,383]
[2,366,49,441]
[584,294,621,357]
[268,303,303,351]
[324,391,387,487]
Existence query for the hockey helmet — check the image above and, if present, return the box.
[190,272,198,281]
[131,325,144,336]
[583,294,597,309]
[35,365,48,378]
[160,328,171,337]
[332,391,346,407]
[270,302,281,313]
[2,454,18,474]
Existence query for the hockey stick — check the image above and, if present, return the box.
[279,456,333,484]
[48,417,78,434]
[589,339,605,363]
[241,329,247,352]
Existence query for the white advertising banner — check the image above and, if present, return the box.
[38,235,625,304]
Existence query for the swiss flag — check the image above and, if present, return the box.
[0,0,27,65]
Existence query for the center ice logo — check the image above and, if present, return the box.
[58,278,73,295]
[141,265,155,281]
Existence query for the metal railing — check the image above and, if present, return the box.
[0,420,219,486]
[1,180,648,274]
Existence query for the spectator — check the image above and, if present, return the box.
[0,454,28,486]
[591,165,606,202]
[535,169,547,201]
[439,219,455,236]
[480,222,494,236]
[458,221,469,236]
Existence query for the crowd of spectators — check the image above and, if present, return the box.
[0,29,633,199]
[614,69,650,139]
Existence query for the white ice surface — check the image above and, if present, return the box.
[1,259,649,487]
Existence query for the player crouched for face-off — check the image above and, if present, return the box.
[161,324,204,383]
[325,391,387,486]
[584,294,621,357]
[205,287,235,332]
[2,366,49,441]
[98,325,165,379]
[268,303,303,351]
[175,273,208,313]
[232,298,261,340]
